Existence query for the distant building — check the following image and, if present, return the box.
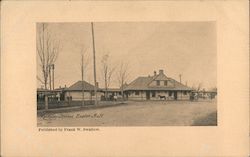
[100,88,122,101]
[124,69,193,100]
[64,81,102,101]
[37,86,68,102]
[101,88,121,96]
[37,88,48,102]
[193,88,217,99]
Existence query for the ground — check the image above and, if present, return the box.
[37,99,217,126]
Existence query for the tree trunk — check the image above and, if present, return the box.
[49,66,52,90]
[52,67,54,90]
[105,81,108,101]
[45,95,48,110]
[121,87,124,103]
[44,81,49,110]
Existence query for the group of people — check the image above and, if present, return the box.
[190,92,216,101]
[190,92,199,101]
[108,94,118,101]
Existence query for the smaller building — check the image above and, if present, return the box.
[194,89,217,99]
[101,88,122,100]
[64,81,102,101]
[53,86,67,101]
[37,88,48,102]
[37,87,67,102]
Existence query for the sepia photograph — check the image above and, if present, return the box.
[36,22,217,127]
[2,1,249,156]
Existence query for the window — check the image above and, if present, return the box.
[156,80,160,86]
[152,91,156,97]
[91,92,95,96]
[183,91,187,95]
[135,91,139,95]
[164,80,168,86]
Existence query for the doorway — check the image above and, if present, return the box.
[174,91,178,100]
[146,91,150,100]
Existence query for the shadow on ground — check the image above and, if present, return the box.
[192,111,217,126]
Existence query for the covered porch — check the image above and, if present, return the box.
[125,90,192,101]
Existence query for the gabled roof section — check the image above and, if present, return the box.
[124,70,193,91]
[66,81,101,91]
[153,73,169,81]
[147,72,170,86]
[124,76,153,90]
[168,78,193,91]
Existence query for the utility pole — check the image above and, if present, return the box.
[91,22,98,105]
[179,74,182,100]
[81,54,85,107]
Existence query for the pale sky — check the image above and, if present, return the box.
[37,22,217,89]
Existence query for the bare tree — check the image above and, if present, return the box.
[80,47,90,107]
[117,62,129,102]
[101,53,115,100]
[37,23,60,110]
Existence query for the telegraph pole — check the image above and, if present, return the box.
[91,22,98,105]
[179,74,182,83]
[179,74,182,100]
[81,54,85,107]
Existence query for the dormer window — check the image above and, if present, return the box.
[156,80,160,86]
[164,80,168,86]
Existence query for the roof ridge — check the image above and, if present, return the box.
[67,80,101,91]
[124,74,193,91]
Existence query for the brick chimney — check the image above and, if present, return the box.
[159,69,164,74]
[154,71,157,76]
